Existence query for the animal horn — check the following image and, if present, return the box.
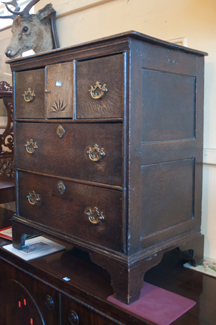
[2,0,20,10]
[1,0,40,18]
[20,0,40,16]
[0,0,19,19]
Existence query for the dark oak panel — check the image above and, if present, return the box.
[16,122,123,186]
[15,69,45,119]
[142,69,196,142]
[10,31,205,304]
[76,54,124,118]
[141,159,194,238]
[18,171,123,251]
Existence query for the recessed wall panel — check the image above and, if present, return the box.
[141,159,195,237]
[142,70,196,142]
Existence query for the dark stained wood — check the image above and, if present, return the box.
[18,171,123,251]
[0,279,46,324]
[16,122,123,186]
[0,176,15,203]
[76,54,124,119]
[0,233,215,325]
[15,69,45,119]
[9,31,206,304]
[142,70,196,141]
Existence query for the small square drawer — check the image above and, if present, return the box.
[45,62,73,119]
[15,68,45,119]
[61,294,114,325]
[76,54,124,119]
[18,171,123,252]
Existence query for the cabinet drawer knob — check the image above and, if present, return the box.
[44,295,54,310]
[87,144,105,162]
[89,81,108,99]
[85,207,105,225]
[27,191,41,205]
[25,139,38,154]
[22,88,35,102]
[68,310,79,325]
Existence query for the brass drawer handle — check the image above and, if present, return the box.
[89,81,108,99]
[25,139,38,154]
[27,191,41,205]
[87,144,105,162]
[85,207,105,225]
[57,181,66,194]
[22,88,35,102]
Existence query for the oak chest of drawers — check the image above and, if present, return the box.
[9,31,206,304]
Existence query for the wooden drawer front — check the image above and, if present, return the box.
[18,171,123,251]
[15,69,45,119]
[45,62,73,119]
[29,280,60,325]
[61,295,115,325]
[16,122,123,186]
[76,54,124,119]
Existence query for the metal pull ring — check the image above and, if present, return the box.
[22,88,35,103]
[87,144,105,162]
[25,139,38,154]
[85,207,105,225]
[27,191,41,205]
[89,81,108,99]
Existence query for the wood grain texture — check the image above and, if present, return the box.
[76,54,124,118]
[15,69,45,119]
[16,122,123,186]
[18,171,123,251]
[46,62,73,119]
[9,31,206,304]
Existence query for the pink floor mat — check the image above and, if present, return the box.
[107,282,196,325]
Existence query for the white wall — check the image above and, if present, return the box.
[1,0,216,259]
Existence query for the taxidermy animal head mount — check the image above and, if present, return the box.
[0,0,60,58]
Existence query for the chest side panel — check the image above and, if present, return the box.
[128,40,204,252]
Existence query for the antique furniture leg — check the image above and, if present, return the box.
[90,251,164,304]
[12,220,38,250]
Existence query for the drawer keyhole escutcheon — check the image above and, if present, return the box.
[57,181,66,195]
[89,81,108,99]
[27,191,41,205]
[56,125,65,138]
[22,88,35,102]
[85,207,105,224]
[25,139,38,154]
[87,144,105,162]
[68,310,79,325]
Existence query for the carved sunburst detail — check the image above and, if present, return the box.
[51,100,67,113]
